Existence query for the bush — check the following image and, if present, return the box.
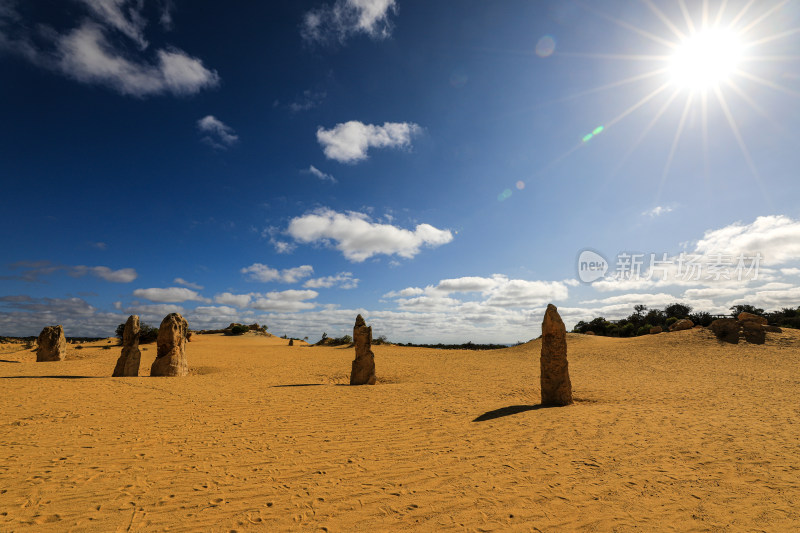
[229,324,249,336]
[115,322,158,344]
[689,312,713,327]
[666,317,678,328]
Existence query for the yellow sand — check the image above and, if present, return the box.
[1,329,799,531]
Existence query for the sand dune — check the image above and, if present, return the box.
[1,329,799,531]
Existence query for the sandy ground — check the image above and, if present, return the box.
[1,328,799,532]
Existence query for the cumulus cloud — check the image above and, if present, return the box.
[316,121,421,163]
[286,208,453,262]
[73,265,138,283]
[241,263,315,283]
[301,0,397,44]
[693,215,800,265]
[197,115,238,149]
[79,0,148,48]
[306,165,337,184]
[132,287,208,303]
[1,261,137,283]
[387,275,570,311]
[214,292,252,308]
[303,272,359,289]
[0,2,219,97]
[250,290,319,312]
[174,277,203,290]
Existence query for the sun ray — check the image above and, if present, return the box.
[677,0,696,34]
[725,79,796,141]
[745,27,800,48]
[702,0,709,29]
[713,86,771,206]
[738,0,790,36]
[701,90,710,182]
[729,0,756,28]
[556,52,671,61]
[578,2,678,49]
[605,82,672,128]
[741,54,800,62]
[657,92,694,201]
[733,69,800,98]
[534,68,669,108]
[713,0,729,27]
[610,87,683,177]
[641,0,686,41]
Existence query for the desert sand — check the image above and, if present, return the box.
[1,329,799,531]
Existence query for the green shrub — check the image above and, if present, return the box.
[666,317,678,328]
[230,324,249,336]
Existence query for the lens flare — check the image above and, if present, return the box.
[535,35,556,58]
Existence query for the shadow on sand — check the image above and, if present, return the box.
[0,375,96,379]
[271,383,325,388]
[0,359,22,363]
[472,404,556,422]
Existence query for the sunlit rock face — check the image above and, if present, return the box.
[350,314,376,386]
[150,313,189,377]
[36,325,66,362]
[113,315,141,377]
[540,304,572,407]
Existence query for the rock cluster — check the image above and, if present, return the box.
[150,313,189,377]
[710,312,780,345]
[112,315,141,377]
[350,314,376,385]
[36,325,66,362]
[540,304,573,407]
[649,326,662,334]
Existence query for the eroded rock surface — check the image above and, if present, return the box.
[669,319,694,332]
[350,314,376,385]
[150,313,189,377]
[113,315,141,377]
[36,325,66,362]
[540,304,572,406]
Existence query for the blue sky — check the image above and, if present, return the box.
[2,0,800,342]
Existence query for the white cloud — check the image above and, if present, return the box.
[250,290,319,312]
[286,208,453,262]
[197,115,238,149]
[240,263,314,283]
[80,266,138,283]
[214,292,252,308]
[693,215,800,265]
[79,0,148,49]
[307,165,337,183]
[0,2,218,97]
[2,261,136,283]
[303,272,359,289]
[132,287,208,303]
[173,277,203,290]
[301,0,397,44]
[781,267,800,276]
[58,23,218,97]
[316,121,421,163]
[642,205,673,217]
[387,275,570,310]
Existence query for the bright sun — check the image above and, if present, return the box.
[669,28,743,90]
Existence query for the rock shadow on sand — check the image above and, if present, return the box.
[0,375,96,379]
[271,383,325,388]
[472,404,554,422]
